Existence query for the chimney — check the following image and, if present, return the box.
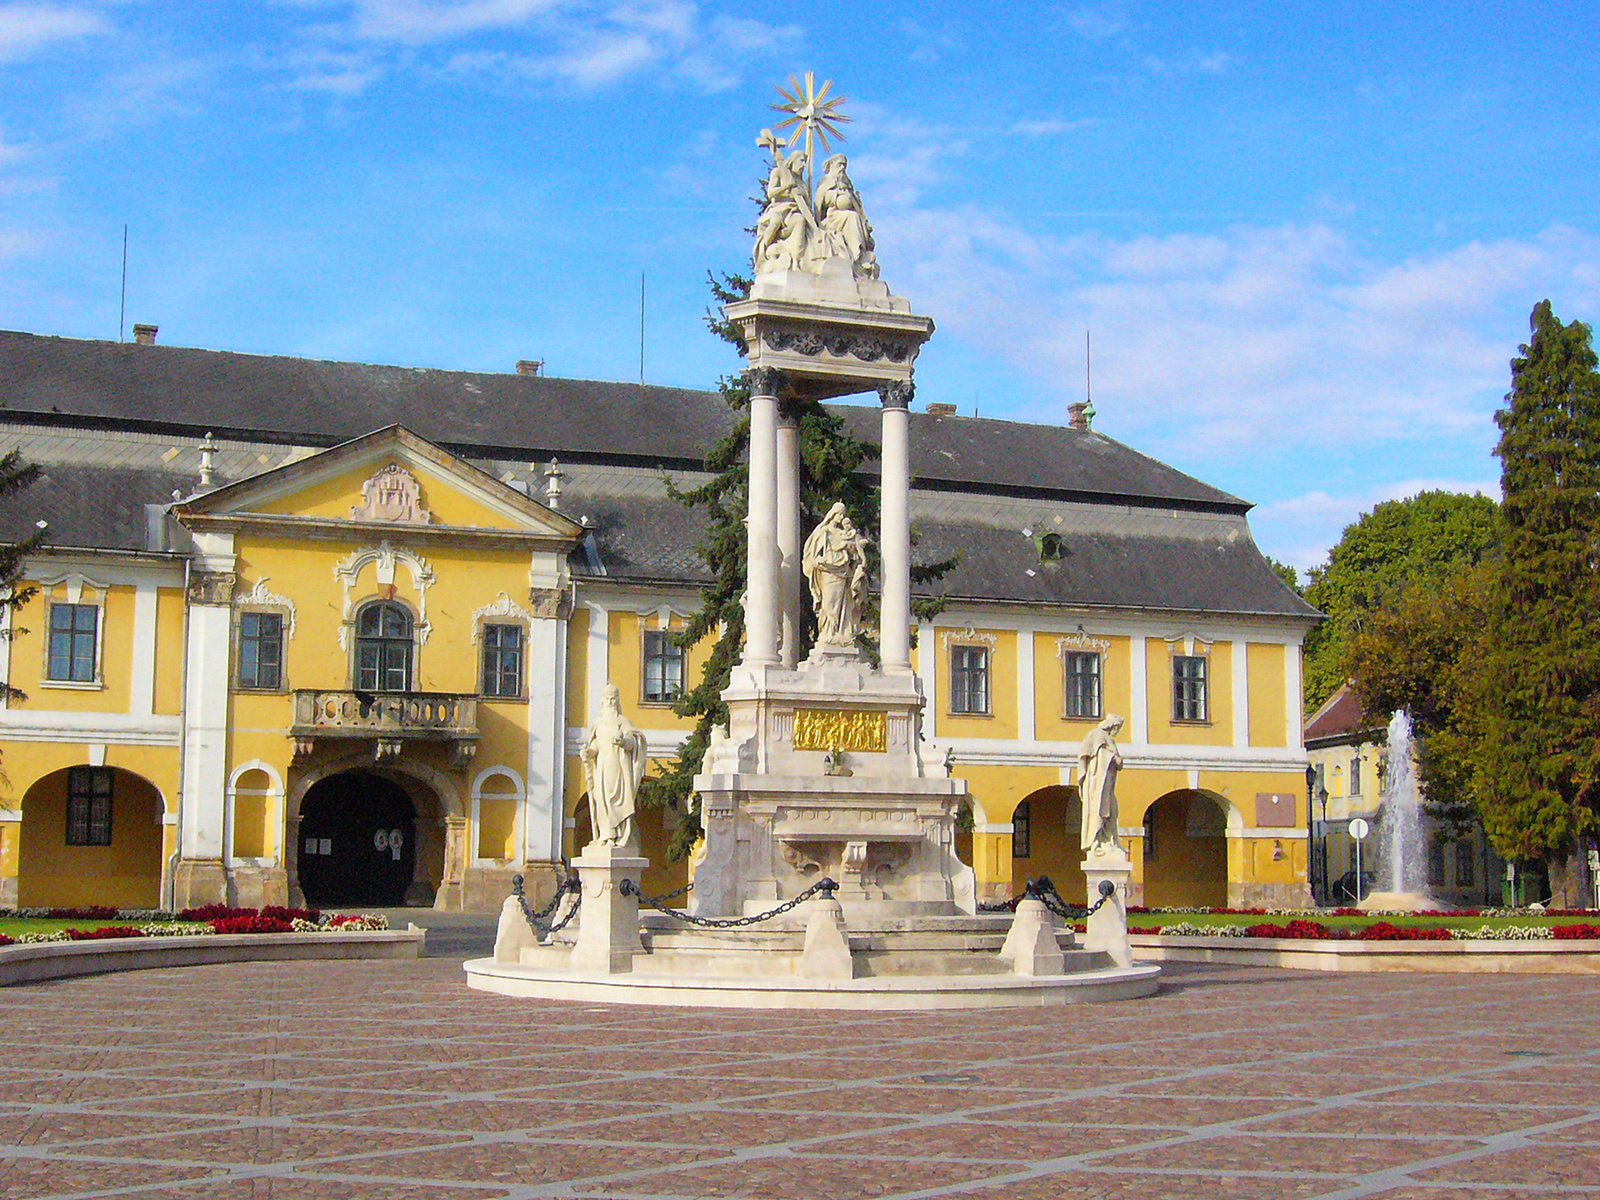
[132,323,158,346]
[516,359,544,377]
[1068,401,1094,431]
[925,402,958,417]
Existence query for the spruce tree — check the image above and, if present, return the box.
[0,448,42,704]
[640,272,955,858]
[1472,300,1600,903]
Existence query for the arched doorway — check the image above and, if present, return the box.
[18,767,166,908]
[1141,789,1229,908]
[1010,786,1087,903]
[298,771,417,906]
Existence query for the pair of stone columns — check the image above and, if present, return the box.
[744,370,914,672]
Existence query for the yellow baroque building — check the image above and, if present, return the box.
[0,328,1320,912]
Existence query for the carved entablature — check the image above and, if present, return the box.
[761,328,915,365]
[188,570,237,606]
[351,463,433,525]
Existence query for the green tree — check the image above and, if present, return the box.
[0,448,42,705]
[1264,556,1302,596]
[1302,490,1499,713]
[639,272,956,858]
[1468,300,1600,904]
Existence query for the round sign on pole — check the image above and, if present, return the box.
[1349,817,1371,840]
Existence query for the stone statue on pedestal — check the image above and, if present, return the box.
[816,154,879,280]
[582,683,645,851]
[802,502,869,649]
[1078,715,1125,857]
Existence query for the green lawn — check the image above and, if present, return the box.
[0,917,172,938]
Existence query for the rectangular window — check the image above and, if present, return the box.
[66,766,113,846]
[481,624,524,698]
[1012,800,1031,858]
[950,645,990,715]
[1063,651,1102,719]
[1454,838,1476,887]
[47,603,98,682]
[1172,654,1208,722]
[1143,806,1157,860]
[237,611,284,690]
[642,629,685,704]
[1427,836,1447,888]
[1349,753,1362,795]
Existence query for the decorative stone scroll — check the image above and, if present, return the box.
[233,577,297,638]
[793,709,887,753]
[1056,632,1111,657]
[351,463,433,525]
[762,330,912,363]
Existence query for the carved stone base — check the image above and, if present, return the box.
[1082,855,1134,969]
[173,859,229,910]
[1000,898,1066,977]
[569,847,647,974]
[224,866,289,909]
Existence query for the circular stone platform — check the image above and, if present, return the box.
[462,957,1160,1009]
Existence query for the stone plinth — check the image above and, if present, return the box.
[1082,855,1134,969]
[568,846,647,975]
[1000,898,1066,977]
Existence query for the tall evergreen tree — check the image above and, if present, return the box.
[0,448,42,705]
[640,272,956,858]
[1470,300,1600,903]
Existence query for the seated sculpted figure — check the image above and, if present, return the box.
[753,146,813,273]
[582,683,646,852]
[815,154,879,279]
[802,501,869,649]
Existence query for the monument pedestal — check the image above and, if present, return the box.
[1082,854,1134,969]
[569,846,647,974]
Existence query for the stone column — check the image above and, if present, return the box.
[175,569,235,908]
[775,413,802,668]
[878,381,914,672]
[743,369,782,667]
[525,588,571,864]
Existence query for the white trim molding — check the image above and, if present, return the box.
[334,542,435,649]
[233,577,297,638]
[470,591,534,642]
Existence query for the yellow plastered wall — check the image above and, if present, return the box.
[1204,767,1311,892]
[154,587,185,715]
[16,765,166,907]
[476,798,518,860]
[254,460,527,529]
[936,628,1018,740]
[565,608,589,724]
[1145,638,1234,747]
[9,582,137,714]
[1034,634,1131,740]
[1246,643,1287,748]
[606,612,712,732]
[952,762,1056,894]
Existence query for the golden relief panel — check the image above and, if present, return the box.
[793,709,887,753]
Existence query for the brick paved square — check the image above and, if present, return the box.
[1,957,1598,1200]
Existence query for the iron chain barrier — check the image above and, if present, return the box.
[619,876,840,928]
[512,870,582,938]
[978,876,1116,921]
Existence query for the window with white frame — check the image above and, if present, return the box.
[47,602,99,682]
[481,623,524,698]
[1063,650,1101,719]
[355,601,413,692]
[949,645,990,715]
[1171,654,1208,722]
[642,629,685,704]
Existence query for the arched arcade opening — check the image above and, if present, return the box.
[292,767,448,907]
[1008,785,1088,904]
[18,767,166,908]
[1140,789,1230,909]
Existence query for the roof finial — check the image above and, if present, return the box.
[197,432,218,488]
[540,458,566,510]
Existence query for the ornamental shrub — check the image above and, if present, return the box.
[209,915,295,935]
[47,905,119,920]
[0,933,13,947]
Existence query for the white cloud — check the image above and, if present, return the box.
[348,0,558,43]
[0,2,108,64]
[1009,117,1094,137]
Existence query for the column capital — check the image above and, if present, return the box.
[878,380,915,410]
[746,366,785,397]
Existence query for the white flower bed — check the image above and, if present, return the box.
[1449,925,1553,940]
[1158,922,1248,938]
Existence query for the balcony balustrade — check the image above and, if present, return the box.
[290,690,479,765]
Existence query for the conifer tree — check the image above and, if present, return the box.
[640,272,956,858]
[0,448,42,704]
[1471,300,1600,903]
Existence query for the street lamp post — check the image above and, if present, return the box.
[1305,764,1318,906]
[1318,784,1330,905]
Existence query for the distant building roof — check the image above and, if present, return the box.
[1305,682,1381,745]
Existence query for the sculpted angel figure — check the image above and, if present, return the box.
[802,501,869,648]
[753,137,815,273]
[1078,714,1125,857]
[582,683,646,851]
[815,154,879,279]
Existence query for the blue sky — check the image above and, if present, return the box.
[2,2,1597,571]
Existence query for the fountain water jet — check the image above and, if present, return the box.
[1361,709,1442,912]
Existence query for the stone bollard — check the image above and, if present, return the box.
[493,889,539,965]
[568,846,648,974]
[999,896,1065,976]
[1081,857,1134,968]
[801,880,853,980]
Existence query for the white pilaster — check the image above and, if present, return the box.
[1128,633,1148,746]
[775,414,801,668]
[131,583,158,718]
[525,615,567,863]
[1016,628,1035,742]
[585,601,610,723]
[180,603,231,859]
[878,385,913,671]
[1285,642,1304,748]
[917,622,936,739]
[743,381,781,666]
[1232,639,1249,747]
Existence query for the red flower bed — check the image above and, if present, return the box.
[1358,921,1450,941]
[209,915,295,935]
[180,904,319,923]
[1128,925,1162,935]
[64,926,146,940]
[47,905,120,920]
[1243,919,1335,939]
[1553,923,1600,939]
[262,905,319,922]
[0,933,13,947]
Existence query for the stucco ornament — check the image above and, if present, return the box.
[582,683,646,852]
[802,501,869,648]
[1078,714,1126,857]
[752,74,878,282]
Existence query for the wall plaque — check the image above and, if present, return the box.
[793,709,887,753]
[1255,793,1298,828]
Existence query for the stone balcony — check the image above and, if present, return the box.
[290,690,479,766]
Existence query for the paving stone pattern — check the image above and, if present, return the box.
[1,959,1597,1199]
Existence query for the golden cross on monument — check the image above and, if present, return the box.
[770,72,849,196]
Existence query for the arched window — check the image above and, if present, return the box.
[355,602,413,692]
